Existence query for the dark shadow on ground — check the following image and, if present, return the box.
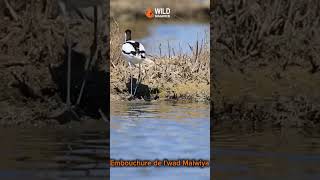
[126,78,159,100]
[49,49,109,123]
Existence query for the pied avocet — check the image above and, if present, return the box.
[121,29,153,96]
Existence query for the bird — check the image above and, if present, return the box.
[56,0,108,121]
[57,0,104,108]
[121,29,153,96]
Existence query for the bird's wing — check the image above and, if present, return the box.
[125,41,140,51]
[122,42,136,55]
[122,41,147,59]
[138,43,145,52]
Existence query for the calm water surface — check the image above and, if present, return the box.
[140,23,209,56]
[213,129,320,179]
[120,20,209,57]
[0,121,108,180]
[111,102,210,180]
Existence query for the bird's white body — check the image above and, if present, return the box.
[121,40,146,65]
[121,29,153,96]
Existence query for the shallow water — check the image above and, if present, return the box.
[140,23,209,56]
[120,20,209,57]
[213,129,320,179]
[110,102,210,179]
[0,121,108,180]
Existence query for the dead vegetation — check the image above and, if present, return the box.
[211,0,320,129]
[110,22,210,102]
[0,0,108,126]
[212,0,320,72]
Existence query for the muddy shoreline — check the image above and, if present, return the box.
[0,1,109,127]
[212,0,320,130]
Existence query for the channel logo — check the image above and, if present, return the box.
[145,8,171,19]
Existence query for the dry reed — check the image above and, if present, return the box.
[212,0,320,129]
[110,22,210,101]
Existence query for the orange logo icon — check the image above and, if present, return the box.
[145,8,154,19]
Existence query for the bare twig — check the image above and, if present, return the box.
[4,0,19,21]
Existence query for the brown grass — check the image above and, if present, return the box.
[110,22,210,101]
[212,0,320,72]
[0,1,108,126]
[212,0,320,129]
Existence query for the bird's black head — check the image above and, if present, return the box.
[125,29,132,41]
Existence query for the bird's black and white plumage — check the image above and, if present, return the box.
[121,29,147,65]
[121,29,153,96]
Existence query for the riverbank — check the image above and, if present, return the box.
[211,0,320,130]
[212,63,320,130]
[212,57,320,131]
[110,24,210,102]
[0,1,108,126]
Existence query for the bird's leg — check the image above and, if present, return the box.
[133,63,141,96]
[63,9,72,110]
[98,108,109,123]
[76,56,89,106]
[76,5,98,106]
[67,29,72,109]
[129,62,133,95]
